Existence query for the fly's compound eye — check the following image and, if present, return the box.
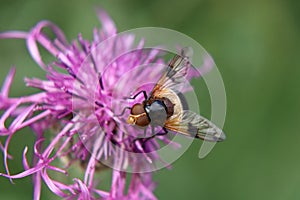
[127,103,150,127]
[131,103,144,115]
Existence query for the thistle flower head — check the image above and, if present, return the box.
[0,9,211,200]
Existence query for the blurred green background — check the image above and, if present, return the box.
[0,0,300,199]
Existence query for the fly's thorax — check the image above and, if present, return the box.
[154,87,186,122]
[145,100,167,126]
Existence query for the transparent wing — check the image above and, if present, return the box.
[164,110,226,142]
[150,48,192,98]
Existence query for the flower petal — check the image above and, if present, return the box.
[1,67,16,97]
[96,8,117,36]
[0,31,28,39]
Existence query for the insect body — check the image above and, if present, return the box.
[127,88,181,127]
[127,48,226,142]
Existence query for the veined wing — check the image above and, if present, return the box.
[164,110,226,142]
[149,48,192,98]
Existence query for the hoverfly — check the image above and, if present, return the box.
[126,48,226,142]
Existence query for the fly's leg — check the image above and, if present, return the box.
[114,106,131,117]
[132,127,168,153]
[146,127,168,142]
[127,90,148,101]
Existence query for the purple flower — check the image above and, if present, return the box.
[0,9,209,200]
[0,9,166,199]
